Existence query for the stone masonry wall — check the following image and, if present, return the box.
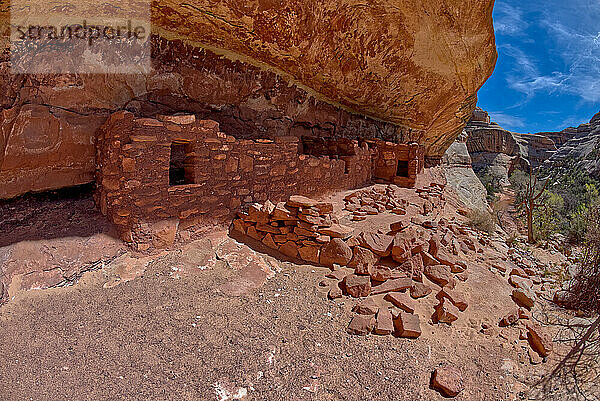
[372,141,425,188]
[96,111,373,248]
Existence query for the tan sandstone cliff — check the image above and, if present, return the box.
[0,0,497,198]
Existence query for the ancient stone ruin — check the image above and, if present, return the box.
[96,111,424,249]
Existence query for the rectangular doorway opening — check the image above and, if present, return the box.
[169,142,194,186]
[396,160,409,178]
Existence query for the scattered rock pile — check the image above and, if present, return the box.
[343,183,445,221]
[489,245,560,311]
[232,190,489,339]
[485,243,557,360]
[344,187,408,220]
[231,195,348,264]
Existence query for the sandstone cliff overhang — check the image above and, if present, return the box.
[152,0,498,157]
[0,1,497,199]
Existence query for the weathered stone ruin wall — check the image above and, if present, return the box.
[96,111,424,248]
[97,112,380,247]
[372,141,425,188]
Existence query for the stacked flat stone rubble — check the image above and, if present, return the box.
[232,184,480,339]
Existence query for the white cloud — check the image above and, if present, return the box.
[498,1,600,103]
[540,19,600,102]
[494,2,529,36]
[488,111,526,129]
[498,44,565,104]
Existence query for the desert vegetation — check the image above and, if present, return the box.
[538,198,600,400]
[510,166,599,244]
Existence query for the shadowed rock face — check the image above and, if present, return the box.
[0,0,497,198]
[149,0,497,156]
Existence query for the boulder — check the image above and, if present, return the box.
[343,274,372,298]
[509,275,534,291]
[287,195,317,208]
[424,264,455,288]
[272,202,297,221]
[510,267,528,278]
[246,225,264,241]
[352,297,379,315]
[512,288,536,309]
[410,282,432,299]
[371,278,412,295]
[437,288,468,311]
[433,300,460,324]
[279,241,299,259]
[298,245,320,264]
[348,246,378,275]
[320,238,353,267]
[328,282,343,299]
[347,314,375,336]
[326,269,347,280]
[370,266,392,282]
[360,232,394,257]
[394,312,422,338]
[384,292,415,313]
[318,224,354,239]
[526,322,553,357]
[247,203,270,223]
[262,233,278,249]
[431,366,464,398]
[421,251,440,267]
[132,218,179,249]
[391,235,411,263]
[374,307,394,335]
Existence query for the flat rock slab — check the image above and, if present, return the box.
[384,292,415,313]
[360,232,394,257]
[374,307,394,335]
[512,288,536,309]
[394,312,422,338]
[343,274,372,298]
[347,314,375,336]
[437,288,468,311]
[433,300,460,324]
[371,278,412,295]
[424,264,454,288]
[526,322,553,357]
[410,282,432,299]
[352,297,379,315]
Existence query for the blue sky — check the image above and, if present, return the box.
[477,0,600,133]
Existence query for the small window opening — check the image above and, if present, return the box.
[169,142,194,186]
[396,160,409,178]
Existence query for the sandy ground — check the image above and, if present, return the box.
[0,233,540,401]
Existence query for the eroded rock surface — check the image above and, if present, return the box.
[543,111,600,178]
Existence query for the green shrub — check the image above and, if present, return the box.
[511,167,600,244]
[532,190,564,242]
